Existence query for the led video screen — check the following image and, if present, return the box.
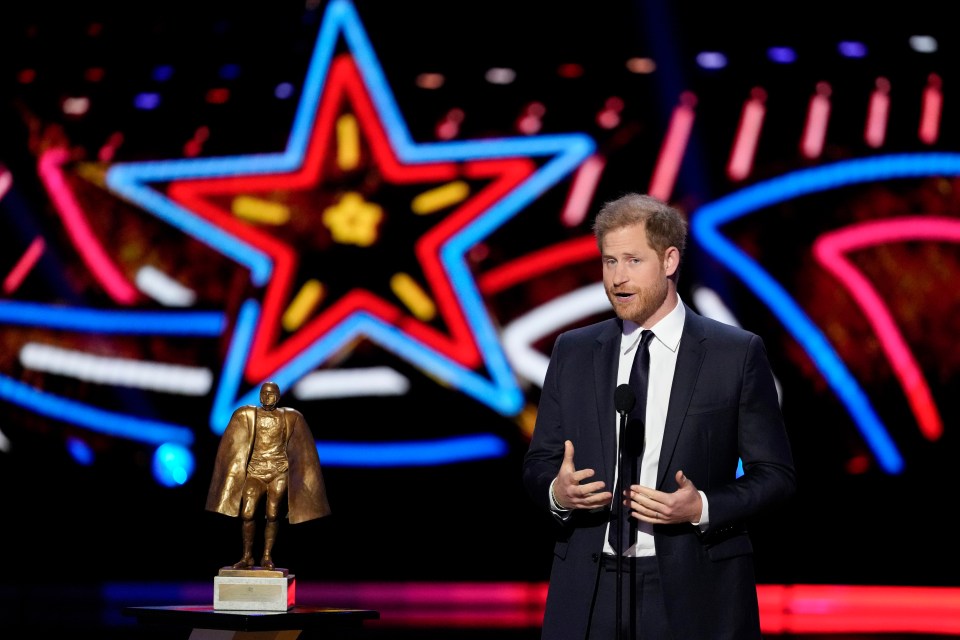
[2,2,958,632]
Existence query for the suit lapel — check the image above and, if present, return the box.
[593,319,623,485]
[657,306,706,488]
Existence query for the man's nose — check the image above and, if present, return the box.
[613,263,629,284]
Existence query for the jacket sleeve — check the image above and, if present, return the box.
[522,332,568,514]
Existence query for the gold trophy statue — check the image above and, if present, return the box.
[205,381,331,610]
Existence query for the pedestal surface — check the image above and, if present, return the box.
[214,572,295,611]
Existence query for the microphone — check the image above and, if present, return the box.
[614,383,635,416]
[611,383,636,629]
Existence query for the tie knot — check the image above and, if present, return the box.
[639,329,654,350]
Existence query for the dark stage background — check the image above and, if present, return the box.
[2,1,959,637]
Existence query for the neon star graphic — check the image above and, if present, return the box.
[105,0,595,432]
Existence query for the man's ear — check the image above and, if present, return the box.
[664,246,680,277]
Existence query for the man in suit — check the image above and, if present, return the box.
[522,193,796,639]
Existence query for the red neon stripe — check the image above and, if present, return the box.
[648,91,695,202]
[38,148,139,304]
[560,154,605,227]
[864,77,891,148]
[800,82,831,159]
[813,216,956,441]
[477,235,598,295]
[3,236,46,294]
[289,581,960,634]
[919,73,942,145]
[727,87,766,182]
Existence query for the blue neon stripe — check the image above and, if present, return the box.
[0,301,225,335]
[316,433,508,466]
[210,299,261,433]
[0,374,193,446]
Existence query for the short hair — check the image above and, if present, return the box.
[592,193,688,269]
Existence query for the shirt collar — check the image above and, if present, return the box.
[621,296,685,355]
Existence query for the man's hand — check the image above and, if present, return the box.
[628,470,703,524]
[553,440,613,510]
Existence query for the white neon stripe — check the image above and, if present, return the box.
[293,367,411,399]
[19,342,212,395]
[135,265,197,307]
[502,283,609,388]
[691,286,741,327]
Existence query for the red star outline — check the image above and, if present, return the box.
[167,54,536,383]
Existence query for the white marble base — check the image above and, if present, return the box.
[213,573,295,611]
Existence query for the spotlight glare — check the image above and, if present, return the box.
[152,443,195,487]
[767,46,797,64]
[485,67,516,85]
[909,35,938,53]
[133,92,161,110]
[838,40,867,58]
[626,57,656,74]
[696,51,727,70]
[274,82,295,99]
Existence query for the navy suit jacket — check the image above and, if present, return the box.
[522,304,796,639]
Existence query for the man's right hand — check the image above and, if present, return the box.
[553,440,613,510]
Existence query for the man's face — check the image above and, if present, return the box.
[260,384,279,410]
[600,223,671,326]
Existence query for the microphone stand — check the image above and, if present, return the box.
[614,406,629,640]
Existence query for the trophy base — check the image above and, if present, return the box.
[213,567,295,611]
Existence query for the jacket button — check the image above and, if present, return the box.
[591,553,599,563]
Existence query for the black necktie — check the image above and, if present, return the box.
[610,329,654,555]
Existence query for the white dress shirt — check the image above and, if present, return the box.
[602,297,709,556]
[548,297,709,555]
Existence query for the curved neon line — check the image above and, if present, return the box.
[814,216,960,441]
[692,152,960,474]
[0,301,225,335]
[501,283,608,387]
[0,374,192,446]
[316,434,508,467]
[38,148,139,304]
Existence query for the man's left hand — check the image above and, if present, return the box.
[627,470,703,524]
